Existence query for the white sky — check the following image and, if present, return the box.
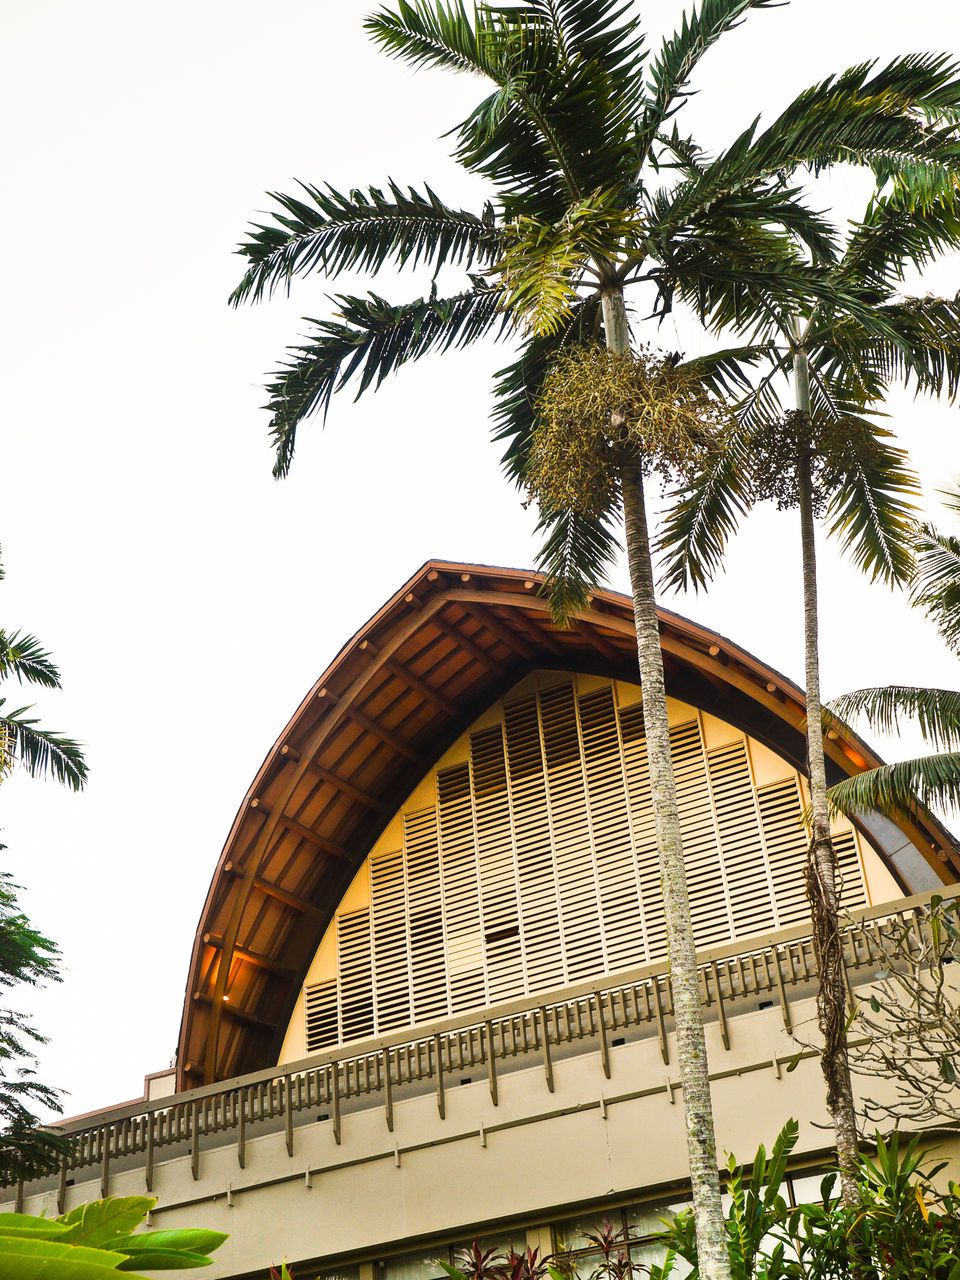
[2,0,959,1120]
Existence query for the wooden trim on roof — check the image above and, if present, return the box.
[177,560,960,1090]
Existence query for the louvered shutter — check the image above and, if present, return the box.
[707,741,778,937]
[504,695,565,991]
[619,702,662,962]
[578,687,646,972]
[304,676,873,1050]
[471,726,525,1002]
[337,910,374,1043]
[757,778,811,927]
[370,849,411,1031]
[305,979,338,1053]
[404,808,449,1022]
[671,721,730,949]
[438,764,486,1012]
[541,683,604,982]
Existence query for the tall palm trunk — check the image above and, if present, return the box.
[793,346,859,1206]
[603,287,732,1280]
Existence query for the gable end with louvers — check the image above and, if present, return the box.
[301,674,867,1055]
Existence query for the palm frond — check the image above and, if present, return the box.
[829,685,960,750]
[709,54,960,189]
[365,0,496,78]
[265,284,510,477]
[0,632,61,690]
[838,182,960,292]
[912,523,960,654]
[533,505,621,625]
[0,701,88,791]
[646,0,778,131]
[828,752,960,819]
[824,423,919,585]
[657,420,754,592]
[230,182,501,306]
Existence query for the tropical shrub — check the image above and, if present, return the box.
[0,1194,227,1277]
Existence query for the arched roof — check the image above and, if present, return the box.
[177,561,959,1088]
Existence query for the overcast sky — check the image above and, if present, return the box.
[3,0,959,1120]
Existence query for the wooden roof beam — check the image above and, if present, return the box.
[345,705,420,761]
[235,871,326,921]
[204,933,296,976]
[278,744,387,813]
[431,613,501,671]
[192,991,275,1033]
[359,639,458,718]
[467,603,536,661]
[249,799,350,860]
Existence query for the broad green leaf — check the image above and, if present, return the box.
[113,1228,227,1259]
[0,1235,127,1278]
[115,1248,215,1271]
[57,1198,154,1248]
[0,1215,72,1239]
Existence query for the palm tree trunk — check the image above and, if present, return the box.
[793,348,859,1206]
[603,287,731,1280]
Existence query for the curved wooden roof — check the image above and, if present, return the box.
[177,561,959,1088]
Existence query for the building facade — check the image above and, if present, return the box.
[6,563,959,1279]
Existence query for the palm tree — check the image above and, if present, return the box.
[230,1,960,1266]
[659,169,960,1199]
[829,489,960,818]
[0,555,86,791]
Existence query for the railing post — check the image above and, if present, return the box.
[284,1076,294,1157]
[145,1113,155,1192]
[434,1035,445,1119]
[594,992,610,1079]
[772,945,793,1034]
[383,1049,394,1132]
[331,1061,341,1145]
[100,1128,110,1199]
[539,1008,554,1093]
[485,1020,498,1106]
[652,978,669,1064]
[237,1090,246,1168]
[191,1101,200,1181]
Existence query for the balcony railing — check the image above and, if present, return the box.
[10,887,953,1210]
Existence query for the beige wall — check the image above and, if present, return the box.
[13,990,958,1280]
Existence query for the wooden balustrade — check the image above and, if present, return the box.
[12,889,952,1194]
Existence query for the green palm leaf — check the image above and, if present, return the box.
[823,422,918,586]
[828,752,960,818]
[736,54,960,181]
[657,420,754,593]
[646,0,778,132]
[912,521,960,654]
[0,700,88,791]
[230,181,502,306]
[533,505,621,625]
[265,284,510,477]
[0,632,61,690]
[829,686,960,750]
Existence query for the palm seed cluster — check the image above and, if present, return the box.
[525,344,733,519]
[747,409,888,516]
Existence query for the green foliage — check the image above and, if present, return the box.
[0,552,87,791]
[0,1196,227,1277]
[650,1123,960,1280]
[650,1120,800,1280]
[527,344,732,519]
[827,492,960,818]
[0,868,64,1185]
[912,493,960,655]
